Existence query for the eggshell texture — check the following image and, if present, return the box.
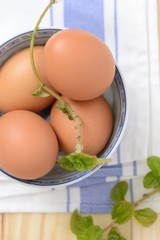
[44,29,115,100]
[50,96,113,155]
[0,110,59,179]
[0,46,54,113]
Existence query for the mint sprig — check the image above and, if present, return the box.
[70,156,160,240]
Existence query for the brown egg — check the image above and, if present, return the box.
[0,46,54,113]
[50,96,113,155]
[44,29,115,100]
[0,110,59,179]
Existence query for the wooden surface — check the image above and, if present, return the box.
[1,213,160,240]
[0,1,160,240]
[1,213,132,240]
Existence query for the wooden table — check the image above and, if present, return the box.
[1,213,160,240]
[1,1,160,239]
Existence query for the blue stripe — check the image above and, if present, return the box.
[114,0,119,62]
[114,0,121,165]
[63,0,104,40]
[129,179,134,203]
[133,160,137,176]
[66,188,70,212]
[117,146,121,165]
[50,5,54,26]
[80,180,115,213]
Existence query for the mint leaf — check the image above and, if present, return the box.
[69,153,98,171]
[70,210,93,236]
[70,210,103,240]
[143,171,160,189]
[107,227,127,240]
[110,181,129,203]
[77,236,87,240]
[57,153,98,171]
[57,156,76,171]
[134,208,157,227]
[77,225,103,240]
[147,156,160,176]
[112,201,134,224]
[32,87,50,97]
[57,152,110,172]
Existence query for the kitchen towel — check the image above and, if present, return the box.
[0,0,160,213]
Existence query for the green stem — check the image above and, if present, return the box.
[103,220,116,233]
[134,187,160,207]
[42,85,64,104]
[97,158,112,164]
[42,87,83,153]
[67,109,83,153]
[30,0,56,86]
[29,0,83,153]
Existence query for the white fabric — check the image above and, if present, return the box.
[0,0,160,213]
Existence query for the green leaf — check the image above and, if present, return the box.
[57,156,76,171]
[134,208,157,227]
[58,153,110,172]
[77,236,87,240]
[107,227,127,240]
[110,181,129,203]
[58,152,98,172]
[69,153,98,171]
[143,171,160,189]
[112,201,134,224]
[70,210,93,236]
[32,87,50,97]
[70,210,103,240]
[77,225,103,240]
[147,156,160,176]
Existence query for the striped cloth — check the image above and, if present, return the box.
[0,0,160,213]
